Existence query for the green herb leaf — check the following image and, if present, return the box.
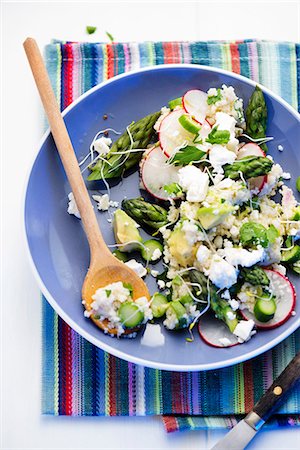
[86,25,97,35]
[206,126,230,145]
[240,222,269,248]
[169,145,206,166]
[106,31,114,42]
[105,290,111,297]
[207,88,222,105]
[163,183,183,196]
[266,224,279,243]
[296,176,300,193]
[123,282,133,293]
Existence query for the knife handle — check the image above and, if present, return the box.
[247,352,300,429]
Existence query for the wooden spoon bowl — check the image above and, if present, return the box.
[83,260,150,335]
[24,37,150,336]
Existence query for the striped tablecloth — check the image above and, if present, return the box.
[42,40,300,432]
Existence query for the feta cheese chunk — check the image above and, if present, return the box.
[67,192,81,219]
[196,245,212,264]
[92,194,110,211]
[233,319,255,343]
[222,247,265,267]
[93,136,112,155]
[181,220,202,245]
[215,112,236,138]
[125,259,147,278]
[178,166,209,202]
[209,145,237,172]
[141,323,165,347]
[151,248,162,261]
[208,255,238,289]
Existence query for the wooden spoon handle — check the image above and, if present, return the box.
[23,37,109,261]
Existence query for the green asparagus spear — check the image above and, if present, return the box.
[240,266,270,286]
[121,198,169,230]
[88,111,160,180]
[245,86,268,152]
[223,156,273,180]
[188,270,239,332]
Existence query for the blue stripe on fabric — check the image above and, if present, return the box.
[153,42,164,65]
[41,297,55,414]
[278,43,293,105]
[190,42,210,65]
[238,43,251,79]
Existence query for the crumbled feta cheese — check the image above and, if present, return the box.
[282,172,291,180]
[154,106,170,131]
[92,194,110,211]
[150,270,159,278]
[157,280,166,290]
[125,259,147,278]
[178,166,209,202]
[141,324,165,347]
[151,248,162,261]
[222,247,265,267]
[278,144,284,151]
[221,289,230,300]
[181,220,202,246]
[209,145,237,173]
[208,255,238,289]
[196,245,212,264]
[215,112,236,138]
[272,263,287,276]
[135,296,153,322]
[207,87,218,97]
[228,298,240,311]
[233,319,255,343]
[90,281,132,335]
[226,310,236,320]
[67,192,81,219]
[93,136,112,155]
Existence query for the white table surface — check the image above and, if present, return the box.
[2,1,300,449]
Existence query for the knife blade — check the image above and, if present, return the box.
[211,351,300,450]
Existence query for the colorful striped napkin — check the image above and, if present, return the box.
[42,40,300,432]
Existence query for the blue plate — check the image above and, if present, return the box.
[25,65,300,371]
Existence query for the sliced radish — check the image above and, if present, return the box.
[159,109,194,158]
[240,269,296,329]
[141,146,181,200]
[237,143,266,159]
[198,311,239,348]
[183,90,208,125]
[237,143,267,192]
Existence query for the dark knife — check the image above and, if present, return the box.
[211,351,300,450]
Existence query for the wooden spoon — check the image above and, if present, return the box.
[23,38,150,335]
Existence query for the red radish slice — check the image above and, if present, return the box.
[237,143,266,159]
[237,143,267,193]
[141,146,181,200]
[159,109,194,158]
[240,269,296,329]
[183,89,208,125]
[198,312,239,348]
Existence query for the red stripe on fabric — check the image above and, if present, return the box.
[61,321,73,415]
[230,43,241,74]
[162,416,179,432]
[163,42,176,64]
[243,360,254,412]
[109,355,117,415]
[107,44,115,79]
[64,43,73,107]
[171,372,183,412]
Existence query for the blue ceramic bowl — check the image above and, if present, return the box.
[24,65,300,371]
